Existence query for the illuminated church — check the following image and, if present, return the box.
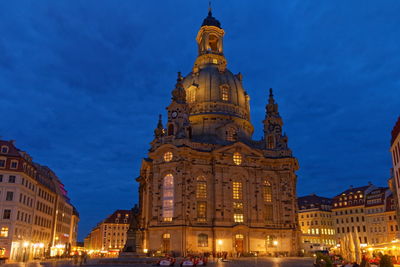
[136,9,300,256]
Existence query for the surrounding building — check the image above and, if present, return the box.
[332,185,375,246]
[84,210,131,254]
[332,184,399,247]
[0,140,78,261]
[134,9,301,256]
[365,187,398,245]
[298,194,336,253]
[390,116,400,229]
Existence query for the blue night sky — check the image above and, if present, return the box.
[1,1,399,240]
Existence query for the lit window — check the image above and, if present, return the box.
[162,233,170,239]
[233,202,243,210]
[235,234,244,239]
[232,182,242,199]
[226,128,237,141]
[0,227,8,237]
[212,58,218,64]
[263,181,272,202]
[265,204,273,222]
[233,152,242,165]
[198,234,208,247]
[221,86,229,101]
[162,174,174,222]
[188,88,196,103]
[196,176,207,199]
[197,201,207,222]
[163,152,173,162]
[234,213,244,223]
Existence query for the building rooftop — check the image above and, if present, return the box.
[103,209,132,224]
[298,194,332,211]
[392,116,400,145]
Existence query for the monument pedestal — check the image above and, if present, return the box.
[119,206,146,258]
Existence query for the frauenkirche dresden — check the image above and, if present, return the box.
[135,9,301,256]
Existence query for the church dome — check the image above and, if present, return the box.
[171,10,255,142]
[182,65,249,121]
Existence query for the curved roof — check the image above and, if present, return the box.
[201,10,221,28]
[182,65,246,116]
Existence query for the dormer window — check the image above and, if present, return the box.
[226,128,237,141]
[188,88,196,103]
[1,146,8,154]
[220,85,229,101]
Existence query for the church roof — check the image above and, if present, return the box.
[201,10,221,28]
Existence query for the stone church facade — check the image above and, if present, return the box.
[136,10,300,256]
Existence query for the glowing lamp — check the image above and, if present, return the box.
[217,240,223,245]
[273,241,278,246]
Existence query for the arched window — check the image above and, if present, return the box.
[188,88,196,103]
[232,181,242,199]
[162,174,174,222]
[162,233,171,253]
[168,124,174,136]
[265,204,273,223]
[196,176,207,199]
[263,181,272,202]
[220,85,229,101]
[198,234,208,247]
[267,136,275,149]
[226,128,237,141]
[208,34,219,52]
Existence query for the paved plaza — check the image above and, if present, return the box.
[2,257,314,267]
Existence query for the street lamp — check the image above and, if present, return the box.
[217,240,223,258]
[273,240,278,246]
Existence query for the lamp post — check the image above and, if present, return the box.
[217,240,223,260]
[273,240,278,257]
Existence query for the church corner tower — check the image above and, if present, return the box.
[136,8,301,257]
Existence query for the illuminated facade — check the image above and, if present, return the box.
[0,140,78,261]
[297,194,336,252]
[332,184,399,247]
[332,185,374,246]
[84,210,130,253]
[365,187,397,244]
[135,9,300,256]
[390,117,400,230]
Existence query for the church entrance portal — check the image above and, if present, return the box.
[234,234,244,255]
